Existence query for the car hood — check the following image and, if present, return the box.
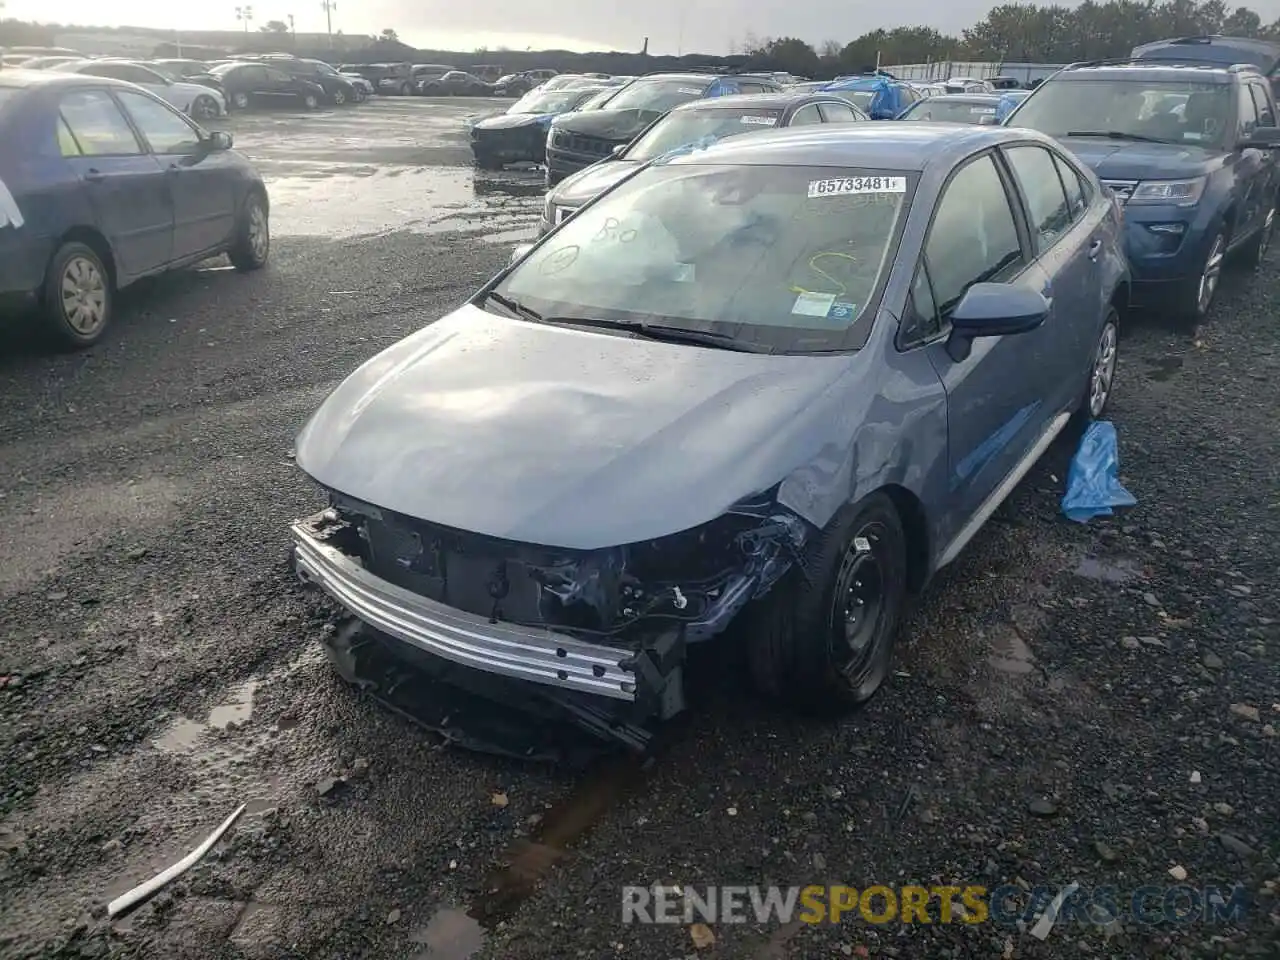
[554,107,666,142]
[1057,137,1223,180]
[552,160,638,206]
[293,304,861,549]
[474,112,554,131]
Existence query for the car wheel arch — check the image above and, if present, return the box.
[54,225,116,290]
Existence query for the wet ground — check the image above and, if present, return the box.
[1,97,1278,960]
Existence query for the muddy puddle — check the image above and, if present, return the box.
[986,624,1036,675]
[264,167,543,239]
[153,678,259,753]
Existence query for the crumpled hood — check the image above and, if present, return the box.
[294,304,862,549]
[1058,138,1224,181]
[474,112,554,132]
[552,160,638,206]
[553,107,663,142]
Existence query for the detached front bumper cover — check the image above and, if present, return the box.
[291,514,639,701]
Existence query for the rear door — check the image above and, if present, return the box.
[1246,79,1280,217]
[57,88,172,278]
[1000,142,1106,395]
[1232,81,1268,245]
[115,90,236,259]
[914,151,1061,540]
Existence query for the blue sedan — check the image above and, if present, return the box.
[0,69,269,348]
[289,124,1128,748]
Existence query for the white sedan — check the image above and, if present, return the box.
[51,60,226,119]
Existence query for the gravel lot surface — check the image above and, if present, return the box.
[0,97,1276,960]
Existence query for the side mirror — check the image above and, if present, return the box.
[1241,125,1280,149]
[946,283,1049,360]
[609,144,627,158]
[205,130,233,150]
[509,242,534,265]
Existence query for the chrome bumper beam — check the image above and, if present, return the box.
[291,520,637,701]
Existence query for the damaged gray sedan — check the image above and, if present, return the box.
[290,124,1128,754]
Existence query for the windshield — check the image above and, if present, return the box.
[579,88,618,110]
[511,88,593,114]
[491,163,911,353]
[627,108,784,161]
[604,78,709,113]
[1012,78,1234,147]
[208,63,242,77]
[901,99,998,123]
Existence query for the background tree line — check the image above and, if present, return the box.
[2,0,1277,78]
[742,0,1280,77]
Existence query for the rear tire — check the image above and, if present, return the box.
[1076,306,1119,423]
[191,95,219,120]
[399,82,411,96]
[302,93,319,110]
[43,241,112,350]
[746,492,907,714]
[229,193,269,271]
[331,87,347,106]
[1237,206,1274,270]
[231,91,250,111]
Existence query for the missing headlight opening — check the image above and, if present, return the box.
[291,490,810,747]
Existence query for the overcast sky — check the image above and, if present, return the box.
[13,0,1280,54]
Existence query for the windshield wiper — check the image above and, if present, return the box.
[543,315,775,353]
[1065,130,1173,144]
[482,291,543,323]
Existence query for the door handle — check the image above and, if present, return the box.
[84,168,106,183]
[1087,238,1103,261]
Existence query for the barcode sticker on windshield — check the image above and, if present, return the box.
[740,115,778,125]
[678,87,703,95]
[792,292,837,317]
[808,176,907,198]
[972,107,997,114]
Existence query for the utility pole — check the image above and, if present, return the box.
[288,13,295,46]
[235,5,253,34]
[321,0,336,48]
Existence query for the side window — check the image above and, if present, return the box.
[120,66,158,84]
[56,116,82,157]
[58,90,142,157]
[116,91,201,154]
[788,104,822,126]
[818,101,860,123]
[924,154,1025,315]
[737,82,765,94]
[1052,152,1088,219]
[1238,83,1259,136]
[1249,81,1275,127]
[265,69,291,82]
[902,264,943,345]
[1004,145,1072,252]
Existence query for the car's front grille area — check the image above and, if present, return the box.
[551,131,613,157]
[1101,179,1138,205]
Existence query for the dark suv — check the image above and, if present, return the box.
[1007,59,1280,325]
[1132,35,1280,100]
[544,72,783,184]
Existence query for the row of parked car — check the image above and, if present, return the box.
[288,34,1280,753]
[1,48,382,113]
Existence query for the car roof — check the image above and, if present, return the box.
[0,68,136,89]
[1058,62,1238,83]
[662,123,1043,172]
[668,90,844,111]
[1133,34,1280,65]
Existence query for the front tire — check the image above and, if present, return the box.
[229,193,269,271]
[1176,228,1225,329]
[43,241,112,350]
[747,492,907,714]
[302,93,319,110]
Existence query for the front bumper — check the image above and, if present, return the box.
[291,513,639,701]
[471,128,545,163]
[544,143,612,184]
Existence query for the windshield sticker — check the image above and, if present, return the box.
[971,107,997,114]
[678,87,703,95]
[740,115,778,125]
[808,176,907,198]
[792,291,837,317]
[671,263,695,282]
[1185,131,1205,141]
[827,301,857,321]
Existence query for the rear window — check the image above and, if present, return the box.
[604,78,709,113]
[902,99,998,123]
[627,107,784,160]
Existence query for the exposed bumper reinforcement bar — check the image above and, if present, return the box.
[290,519,638,701]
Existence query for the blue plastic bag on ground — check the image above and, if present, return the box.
[1061,421,1137,523]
